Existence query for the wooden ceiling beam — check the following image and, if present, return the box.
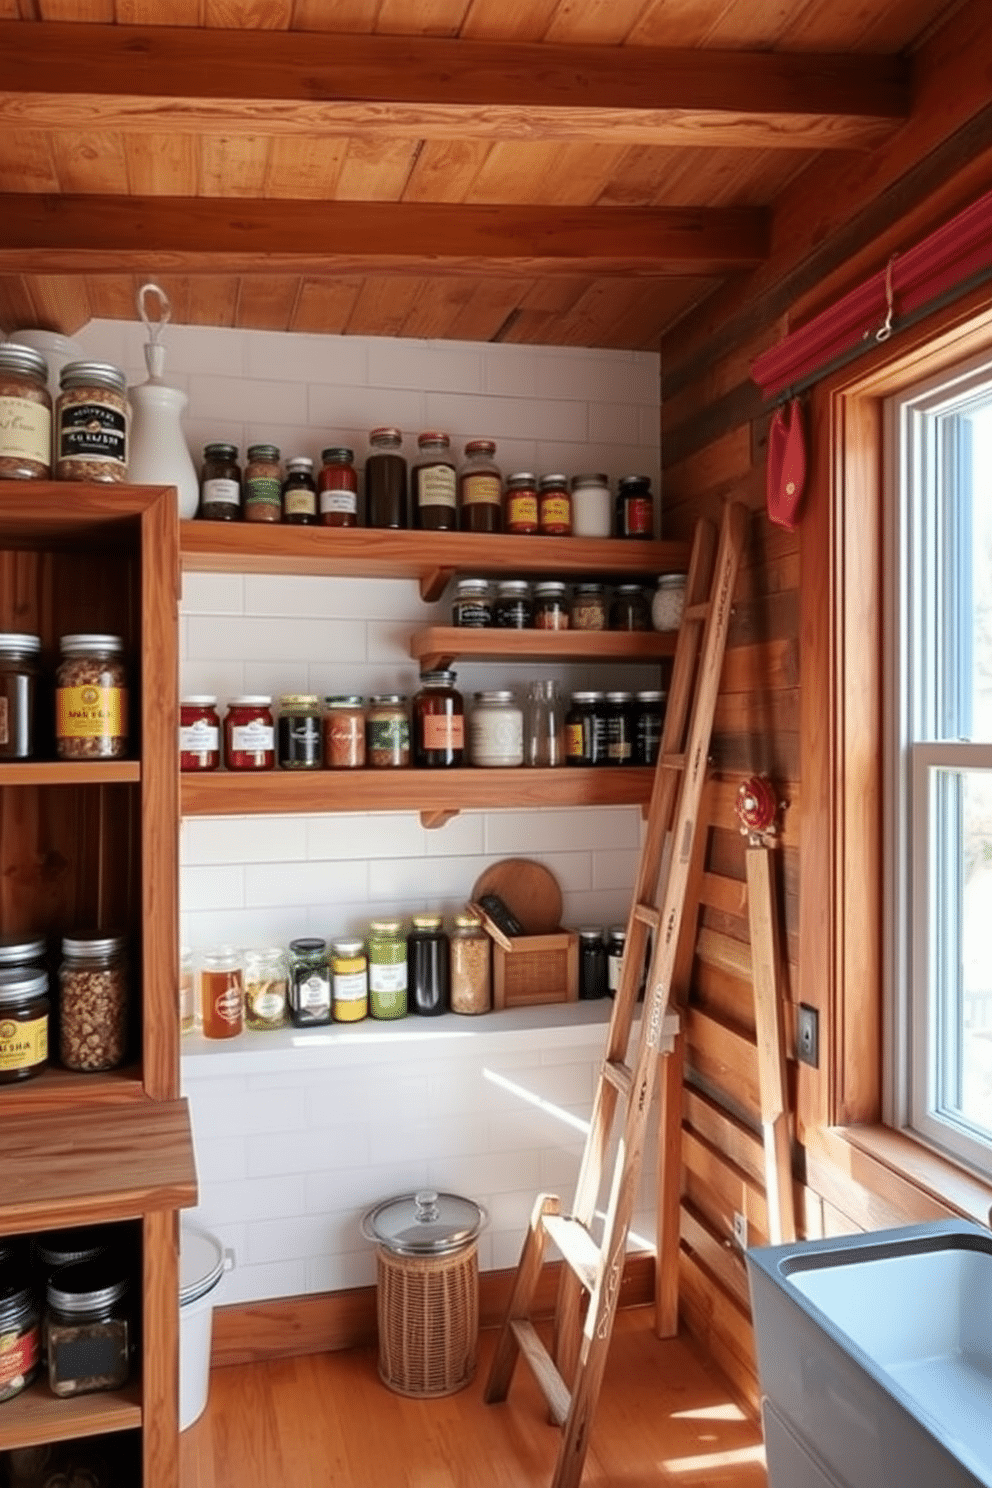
[0,21,907,150]
[0,195,769,277]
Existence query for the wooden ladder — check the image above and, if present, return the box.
[483,500,748,1488]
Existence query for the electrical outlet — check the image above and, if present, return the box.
[733,1211,748,1250]
[797,1003,819,1068]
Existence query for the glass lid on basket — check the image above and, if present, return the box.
[362,1189,486,1255]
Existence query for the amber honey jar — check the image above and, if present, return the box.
[412,670,464,767]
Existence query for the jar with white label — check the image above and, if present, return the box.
[412,432,457,530]
[180,695,220,772]
[469,690,523,767]
[0,343,51,480]
[198,443,241,521]
[244,946,289,1031]
[368,920,407,1020]
[224,696,275,770]
[288,938,330,1027]
[56,362,129,483]
[332,939,368,1023]
[458,439,502,533]
[199,945,243,1039]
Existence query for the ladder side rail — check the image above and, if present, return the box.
[484,1192,562,1405]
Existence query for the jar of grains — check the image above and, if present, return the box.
[0,967,49,1084]
[0,343,51,480]
[652,572,687,632]
[323,695,366,769]
[538,474,572,536]
[569,473,612,538]
[469,690,523,768]
[367,919,408,1020]
[282,455,317,525]
[56,362,128,483]
[570,583,607,632]
[277,694,323,771]
[243,444,282,523]
[288,938,330,1027]
[243,946,289,1031]
[56,634,128,760]
[412,670,464,767]
[59,934,129,1071]
[331,938,368,1023]
[224,696,275,770]
[449,910,491,1015]
[458,438,502,533]
[0,1257,41,1403]
[0,632,40,760]
[46,1256,131,1397]
[504,472,538,535]
[318,447,358,527]
[365,427,407,529]
[533,580,569,631]
[452,577,492,628]
[199,945,243,1039]
[179,695,220,772]
[412,432,457,530]
[198,442,241,521]
[494,579,532,629]
[366,694,409,768]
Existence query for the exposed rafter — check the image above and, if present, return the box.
[0,22,908,150]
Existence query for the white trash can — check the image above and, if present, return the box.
[179,1225,230,1431]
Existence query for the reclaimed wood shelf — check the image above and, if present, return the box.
[0,1064,148,1117]
[0,761,140,786]
[410,625,677,670]
[0,1377,143,1453]
[179,521,690,601]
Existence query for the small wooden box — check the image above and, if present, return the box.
[472,905,578,1009]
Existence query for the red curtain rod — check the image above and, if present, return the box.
[751,184,992,400]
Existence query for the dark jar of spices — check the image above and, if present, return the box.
[616,474,654,539]
[365,427,407,529]
[412,670,464,767]
[604,691,635,766]
[452,577,492,628]
[46,1257,131,1397]
[458,438,502,533]
[318,447,358,527]
[533,580,569,631]
[0,967,49,1083]
[179,695,220,772]
[538,474,572,536]
[494,579,532,629]
[0,631,40,760]
[224,695,275,770]
[288,938,331,1026]
[244,444,282,523]
[323,696,366,769]
[565,691,606,767]
[277,694,323,770]
[407,913,449,1016]
[366,694,409,769]
[412,432,457,530]
[198,442,241,521]
[504,472,538,535]
[633,690,665,766]
[282,455,317,525]
[607,925,626,997]
[0,1262,40,1402]
[609,583,651,631]
[578,928,607,1000]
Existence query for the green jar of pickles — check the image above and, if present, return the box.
[367,919,408,1020]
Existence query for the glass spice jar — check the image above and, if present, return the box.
[0,1262,40,1402]
[609,583,651,631]
[198,442,241,521]
[538,474,572,536]
[366,694,410,769]
[570,582,607,632]
[282,455,317,525]
[533,580,569,631]
[0,967,49,1083]
[616,473,654,539]
[494,579,532,629]
[452,577,492,628]
[277,693,323,770]
[179,695,221,772]
[449,910,491,1015]
[504,472,539,535]
[469,690,523,768]
[633,690,666,766]
[244,444,282,523]
[652,572,687,632]
[199,945,243,1039]
[458,438,502,532]
[331,938,368,1023]
[412,670,464,767]
[570,473,612,538]
[407,914,449,1016]
[0,632,40,760]
[59,934,129,1071]
[578,928,608,1000]
[224,695,275,770]
[56,362,128,483]
[323,696,366,769]
[56,634,128,760]
[288,938,331,1027]
[318,447,358,527]
[607,925,626,997]
[565,691,606,767]
[365,427,407,529]
[244,946,289,1031]
[412,432,457,530]
[604,691,635,767]
[46,1257,131,1397]
[0,343,51,480]
[367,919,408,1020]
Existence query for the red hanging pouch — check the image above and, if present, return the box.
[766,397,806,530]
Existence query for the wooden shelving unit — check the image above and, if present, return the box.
[410,625,677,670]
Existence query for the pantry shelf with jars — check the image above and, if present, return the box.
[410,625,678,671]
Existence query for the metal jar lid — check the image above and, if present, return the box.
[0,632,41,656]
[0,1276,35,1333]
[46,1256,129,1314]
[0,343,48,382]
[61,934,126,959]
[0,935,46,967]
[59,633,124,655]
[362,1189,486,1256]
[59,361,127,396]
[0,967,48,1003]
[32,1224,115,1271]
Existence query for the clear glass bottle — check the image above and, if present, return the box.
[365,427,407,529]
[470,690,523,767]
[609,583,651,631]
[244,946,289,1030]
[525,679,565,767]
[199,945,243,1040]
[569,583,607,632]
[458,438,502,532]
[288,938,331,1027]
[59,934,129,1071]
[533,580,569,631]
[449,910,491,1015]
[412,670,464,768]
[282,455,317,525]
[332,939,368,1023]
[407,914,449,1016]
[367,919,408,1020]
[412,432,457,530]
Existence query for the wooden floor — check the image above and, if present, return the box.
[180,1308,768,1487]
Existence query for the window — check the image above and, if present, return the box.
[886,350,992,1176]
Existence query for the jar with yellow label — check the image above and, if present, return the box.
[0,967,49,1083]
[55,634,128,760]
[331,939,368,1022]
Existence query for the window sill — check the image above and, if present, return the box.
[806,1124,992,1232]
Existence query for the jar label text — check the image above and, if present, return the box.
[0,1014,48,1071]
[201,478,240,506]
[417,465,456,509]
[180,720,219,751]
[0,396,51,463]
[56,686,128,740]
[423,714,464,750]
[231,721,274,751]
[58,402,127,462]
[0,1325,39,1388]
[461,473,501,507]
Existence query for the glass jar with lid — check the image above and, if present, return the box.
[604,691,635,766]
[56,362,128,483]
[244,946,289,1030]
[652,572,687,631]
[607,925,626,996]
[458,439,502,533]
[569,583,607,632]
[46,1256,131,1397]
[494,579,532,629]
[224,696,275,770]
[323,696,366,769]
[0,935,46,974]
[56,634,128,760]
[367,919,408,1020]
[288,938,330,1026]
[366,695,409,768]
[180,695,220,772]
[633,690,665,766]
[616,474,654,539]
[412,670,464,768]
[565,691,606,767]
[0,967,49,1083]
[570,473,612,538]
[199,945,243,1039]
[59,934,129,1071]
[449,910,491,1015]
[365,427,407,529]
[504,472,538,535]
[277,694,323,770]
[198,442,241,521]
[578,928,607,1000]
[533,580,569,631]
[407,914,449,1015]
[452,577,492,628]
[412,432,457,530]
[609,583,651,631]
[332,938,368,1022]
[0,632,40,760]
[469,690,523,768]
[0,1257,40,1402]
[0,343,51,480]
[538,474,572,536]
[318,447,358,527]
[282,455,317,525]
[244,444,282,523]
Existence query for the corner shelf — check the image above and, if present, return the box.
[410,625,677,670]
[0,762,140,787]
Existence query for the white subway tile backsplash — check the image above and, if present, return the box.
[244,858,369,909]
[181,571,246,616]
[190,372,308,426]
[307,382,426,432]
[245,329,369,388]
[366,338,483,394]
[183,864,246,913]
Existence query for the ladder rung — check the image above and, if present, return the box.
[684,601,710,621]
[660,752,686,770]
[632,903,660,930]
[542,1214,603,1292]
[509,1320,571,1426]
[602,1058,633,1098]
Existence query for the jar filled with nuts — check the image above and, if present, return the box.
[55,635,128,760]
[59,934,129,1072]
[56,362,129,483]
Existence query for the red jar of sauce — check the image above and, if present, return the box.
[224,695,275,771]
[180,695,220,772]
[538,474,572,536]
[504,472,538,535]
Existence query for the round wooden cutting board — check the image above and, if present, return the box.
[472,858,563,936]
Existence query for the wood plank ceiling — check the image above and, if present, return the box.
[0,0,964,350]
